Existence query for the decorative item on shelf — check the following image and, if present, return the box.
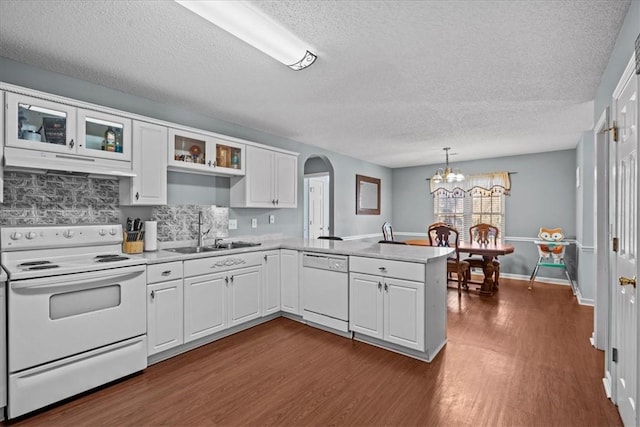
[430,147,464,184]
[42,117,66,145]
[103,126,116,152]
[217,146,230,167]
[231,150,239,169]
[189,145,202,163]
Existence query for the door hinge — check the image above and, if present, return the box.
[612,347,618,363]
[612,237,618,252]
[601,121,618,142]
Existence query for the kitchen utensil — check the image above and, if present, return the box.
[133,218,142,232]
[126,217,133,232]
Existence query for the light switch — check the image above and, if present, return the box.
[228,219,237,230]
[251,218,257,228]
[269,215,275,224]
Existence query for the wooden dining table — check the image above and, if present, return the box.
[404,239,515,296]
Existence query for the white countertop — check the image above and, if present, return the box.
[137,238,453,265]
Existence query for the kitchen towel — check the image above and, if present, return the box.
[144,221,158,251]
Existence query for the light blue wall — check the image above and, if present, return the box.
[0,57,392,239]
[392,150,578,279]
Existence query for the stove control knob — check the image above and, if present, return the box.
[99,229,107,236]
[25,231,37,240]
[10,232,23,240]
[63,230,75,239]
[109,228,118,236]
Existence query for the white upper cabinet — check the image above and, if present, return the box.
[4,92,133,175]
[230,145,298,208]
[167,128,245,176]
[120,121,168,205]
[0,91,4,203]
[76,109,132,161]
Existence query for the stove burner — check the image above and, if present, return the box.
[18,260,52,267]
[95,256,129,263]
[28,265,59,270]
[94,254,122,259]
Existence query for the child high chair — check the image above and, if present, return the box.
[529,227,575,293]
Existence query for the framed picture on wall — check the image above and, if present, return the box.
[356,174,381,215]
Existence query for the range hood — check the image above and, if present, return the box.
[3,147,136,179]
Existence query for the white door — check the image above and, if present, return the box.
[612,60,638,427]
[147,280,183,356]
[349,273,384,340]
[262,251,281,316]
[183,274,227,342]
[128,121,167,205]
[280,250,300,314]
[274,152,298,207]
[308,178,324,239]
[228,266,262,327]
[384,277,425,351]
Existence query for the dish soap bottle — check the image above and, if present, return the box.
[104,127,116,152]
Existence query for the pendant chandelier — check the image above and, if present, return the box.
[431,147,464,183]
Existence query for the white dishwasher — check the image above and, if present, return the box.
[301,253,350,333]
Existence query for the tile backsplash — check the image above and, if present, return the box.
[1,172,119,225]
[151,204,229,243]
[1,172,229,244]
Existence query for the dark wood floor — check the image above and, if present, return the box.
[6,278,622,426]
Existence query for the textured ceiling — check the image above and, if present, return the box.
[0,0,631,167]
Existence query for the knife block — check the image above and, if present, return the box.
[122,233,144,254]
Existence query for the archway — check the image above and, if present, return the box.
[303,155,335,239]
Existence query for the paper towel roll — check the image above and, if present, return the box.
[144,221,158,252]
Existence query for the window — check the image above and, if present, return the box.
[431,172,510,241]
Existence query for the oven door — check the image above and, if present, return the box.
[9,264,146,373]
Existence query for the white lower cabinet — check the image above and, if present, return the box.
[349,256,426,352]
[183,253,263,343]
[280,249,300,314]
[147,262,184,356]
[227,266,262,327]
[262,251,281,316]
[184,273,227,343]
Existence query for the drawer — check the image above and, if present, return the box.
[349,256,425,282]
[147,262,183,284]
[184,252,263,277]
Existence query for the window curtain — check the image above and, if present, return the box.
[429,171,511,197]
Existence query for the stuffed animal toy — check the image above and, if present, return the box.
[538,227,565,260]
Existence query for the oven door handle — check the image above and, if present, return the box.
[10,265,146,291]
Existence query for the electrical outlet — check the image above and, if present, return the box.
[251,218,257,228]
[269,215,275,224]
[228,219,237,230]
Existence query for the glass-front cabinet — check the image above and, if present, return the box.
[77,109,131,161]
[5,93,131,162]
[167,128,245,176]
[5,93,77,154]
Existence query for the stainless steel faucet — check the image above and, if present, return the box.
[197,211,211,247]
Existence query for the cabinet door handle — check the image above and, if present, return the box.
[135,192,140,201]
[208,160,212,167]
[384,283,388,292]
[150,290,155,300]
[225,276,229,285]
[161,270,171,276]
[69,139,75,149]
[276,199,279,205]
[272,199,276,205]
[378,267,387,273]
[212,161,217,167]
[230,275,234,283]
[378,281,382,290]
[264,255,267,261]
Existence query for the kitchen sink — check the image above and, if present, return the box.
[164,241,261,254]
[164,246,224,254]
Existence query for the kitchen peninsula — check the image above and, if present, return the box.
[141,238,452,364]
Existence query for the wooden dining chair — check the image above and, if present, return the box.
[381,222,395,241]
[427,223,469,296]
[464,223,500,287]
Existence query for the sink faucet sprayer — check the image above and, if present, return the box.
[197,211,211,247]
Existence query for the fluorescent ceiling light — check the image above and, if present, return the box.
[176,0,317,70]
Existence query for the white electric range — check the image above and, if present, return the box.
[0,224,148,419]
